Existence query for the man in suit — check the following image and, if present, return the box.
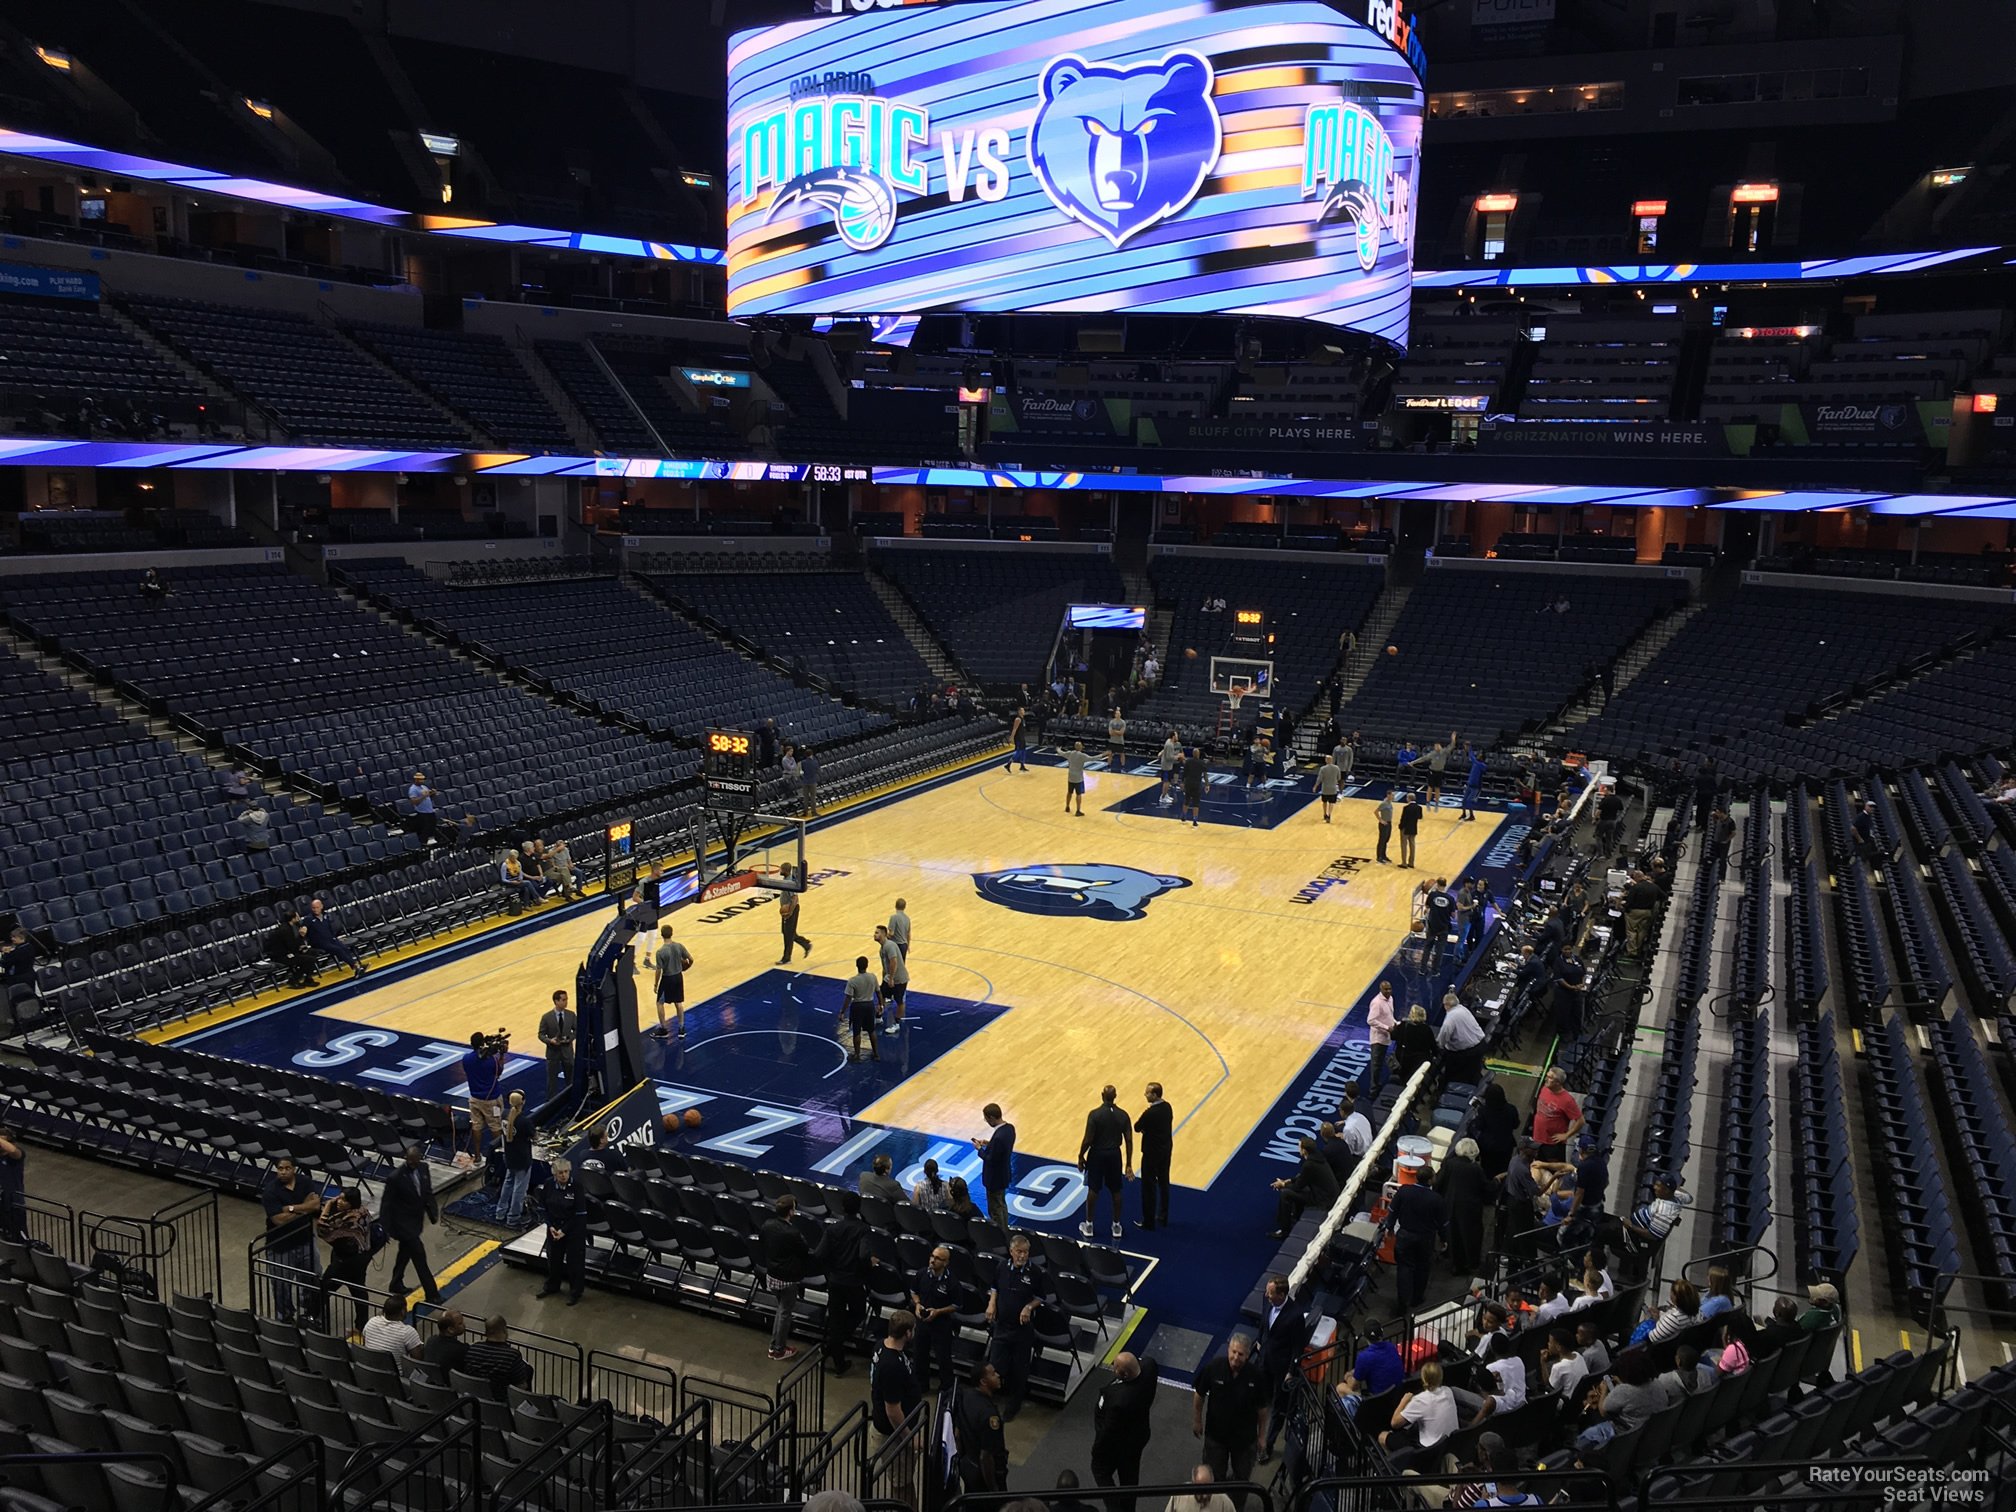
[1090,1351,1160,1512]
[1256,1275,1310,1460]
[1134,1081,1173,1231]
[382,1144,442,1303]
[535,1159,591,1305]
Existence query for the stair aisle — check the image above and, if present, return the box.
[865,569,965,685]
[1555,598,1708,734]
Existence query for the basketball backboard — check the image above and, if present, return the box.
[692,810,809,899]
[1208,656,1275,698]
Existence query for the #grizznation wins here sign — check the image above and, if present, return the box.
[725,0,1426,346]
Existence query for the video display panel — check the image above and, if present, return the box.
[726,0,1425,344]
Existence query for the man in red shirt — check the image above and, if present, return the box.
[1531,1067,1583,1161]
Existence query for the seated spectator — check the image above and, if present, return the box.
[264,908,318,988]
[1697,1265,1738,1320]
[1570,1247,1615,1309]
[1540,1328,1587,1398]
[1455,1351,1526,1426]
[1656,1344,1711,1400]
[1441,1432,1508,1507]
[1380,1359,1457,1467]
[1336,1084,1375,1156]
[1759,1295,1805,1352]
[462,1314,534,1389]
[1316,1121,1355,1182]
[1,928,40,1015]
[1465,1299,1517,1362]
[500,852,540,913]
[912,1158,951,1211]
[304,898,367,979]
[546,838,582,899]
[239,798,273,852]
[858,1154,907,1204]
[1574,1319,1610,1379]
[222,767,254,800]
[945,1176,982,1222]
[580,1129,627,1172]
[1800,1281,1842,1332]
[1644,1278,1702,1345]
[1705,1312,1757,1377]
[1332,1369,1366,1420]
[140,566,168,599]
[1529,1273,1572,1327]
[1268,1135,1340,1240]
[519,841,548,895]
[1571,1349,1665,1456]
[1600,1174,1691,1255]
[422,1308,469,1373]
[1352,1327,1405,1397]
[363,1294,423,1358]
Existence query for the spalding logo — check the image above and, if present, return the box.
[972,864,1192,921]
[1029,51,1222,248]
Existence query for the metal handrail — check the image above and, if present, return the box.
[1675,1239,1780,1294]
[328,1401,479,1504]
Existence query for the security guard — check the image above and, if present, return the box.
[986,1230,1049,1418]
[953,1362,1009,1492]
[909,1245,961,1394]
[535,1159,591,1305]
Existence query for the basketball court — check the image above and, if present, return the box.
[161,746,1525,1342]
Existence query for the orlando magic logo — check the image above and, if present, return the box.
[765,166,901,251]
[972,864,1191,922]
[1028,51,1222,248]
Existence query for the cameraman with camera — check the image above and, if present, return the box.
[463,1029,510,1161]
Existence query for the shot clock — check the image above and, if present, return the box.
[704,727,759,812]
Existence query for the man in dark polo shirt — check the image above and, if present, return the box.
[1193,1334,1269,1500]
[953,1363,1009,1491]
[987,1230,1050,1419]
[909,1245,960,1394]
[1077,1084,1134,1241]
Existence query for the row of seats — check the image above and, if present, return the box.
[1713,1007,1771,1254]
[1791,1013,1859,1281]
[1671,814,1729,1010]
[872,547,1125,688]
[1632,1009,1700,1209]
[0,564,679,836]
[1924,1015,2016,1301]
[1345,571,1680,747]
[16,510,257,554]
[6,1057,394,1200]
[1781,789,1831,1013]
[1863,1014,1963,1302]
[1937,758,1999,851]
[649,570,931,706]
[0,1266,632,1509]
[1932,850,2016,1009]
[544,1145,1132,1403]
[343,564,885,747]
[122,294,474,451]
[1883,843,1955,1010]
[1575,584,2012,777]
[346,321,574,452]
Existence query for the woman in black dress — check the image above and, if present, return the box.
[1434,1137,1493,1275]
[1391,1005,1438,1082]
[1473,1082,1519,1180]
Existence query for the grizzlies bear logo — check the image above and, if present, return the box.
[972,864,1192,922]
[1029,51,1222,248]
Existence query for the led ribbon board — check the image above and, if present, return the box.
[725,0,1425,344]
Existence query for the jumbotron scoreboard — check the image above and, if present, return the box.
[726,0,1427,347]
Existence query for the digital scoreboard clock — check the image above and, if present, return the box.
[1231,608,1269,647]
[704,727,759,812]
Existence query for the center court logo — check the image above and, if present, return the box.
[972,864,1191,921]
